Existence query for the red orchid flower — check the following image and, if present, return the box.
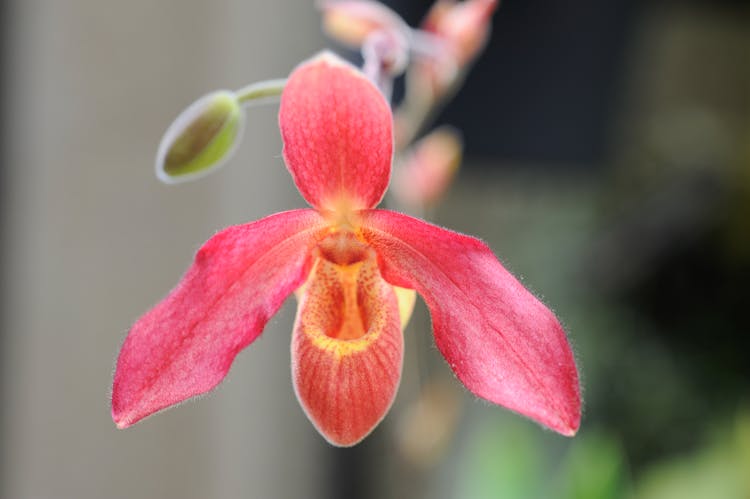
[111,52,581,446]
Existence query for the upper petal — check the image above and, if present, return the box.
[279,52,393,211]
[112,209,326,428]
[359,209,581,436]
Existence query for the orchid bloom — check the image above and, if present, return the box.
[112,52,580,446]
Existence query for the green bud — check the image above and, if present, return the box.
[155,90,243,183]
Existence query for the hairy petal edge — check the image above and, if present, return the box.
[112,209,326,428]
[359,209,581,436]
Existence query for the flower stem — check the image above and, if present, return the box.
[234,78,287,106]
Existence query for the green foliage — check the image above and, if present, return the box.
[634,410,750,499]
[455,415,628,499]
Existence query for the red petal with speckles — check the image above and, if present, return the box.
[292,249,403,446]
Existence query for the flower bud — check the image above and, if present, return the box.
[155,90,243,184]
[320,0,410,49]
[423,0,497,67]
[408,0,497,98]
[362,26,410,78]
[396,378,462,468]
[393,126,463,208]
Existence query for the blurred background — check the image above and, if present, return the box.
[1,0,748,498]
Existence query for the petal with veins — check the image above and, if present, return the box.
[292,248,403,446]
[112,209,326,428]
[360,209,581,436]
[279,52,393,212]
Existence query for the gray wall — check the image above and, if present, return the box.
[2,1,332,497]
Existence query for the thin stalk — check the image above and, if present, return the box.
[234,78,286,105]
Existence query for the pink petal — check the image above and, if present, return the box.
[292,245,403,446]
[360,210,581,436]
[112,209,326,428]
[279,52,393,212]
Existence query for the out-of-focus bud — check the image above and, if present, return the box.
[422,0,497,67]
[408,0,498,99]
[393,126,463,208]
[155,90,243,184]
[362,27,410,78]
[320,0,410,49]
[396,378,463,468]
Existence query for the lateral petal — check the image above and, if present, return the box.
[359,209,581,436]
[292,250,403,446]
[112,209,326,428]
[279,52,393,212]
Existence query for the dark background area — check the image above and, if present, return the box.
[386,0,636,166]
